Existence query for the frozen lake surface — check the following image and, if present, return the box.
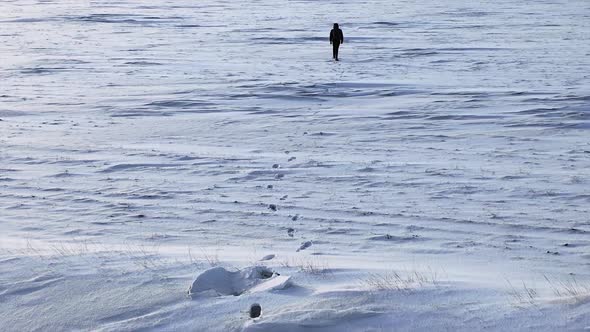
[1,0,590,330]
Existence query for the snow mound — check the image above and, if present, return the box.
[188,266,291,296]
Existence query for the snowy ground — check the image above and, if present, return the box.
[1,0,590,330]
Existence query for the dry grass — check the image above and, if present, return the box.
[279,257,331,276]
[505,279,538,307]
[506,275,590,307]
[197,247,220,267]
[121,242,165,270]
[360,269,440,293]
[544,275,590,300]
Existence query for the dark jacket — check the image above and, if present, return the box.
[330,28,344,44]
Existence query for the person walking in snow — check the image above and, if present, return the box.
[330,23,344,61]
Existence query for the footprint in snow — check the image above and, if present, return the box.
[259,254,275,261]
[297,241,312,252]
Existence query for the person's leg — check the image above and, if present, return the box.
[332,43,337,59]
[333,43,339,60]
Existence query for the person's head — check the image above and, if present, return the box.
[333,23,339,29]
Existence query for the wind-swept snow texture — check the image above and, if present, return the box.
[1,0,590,331]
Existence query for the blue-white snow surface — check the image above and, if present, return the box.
[1,0,589,331]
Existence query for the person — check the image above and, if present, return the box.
[330,23,344,61]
